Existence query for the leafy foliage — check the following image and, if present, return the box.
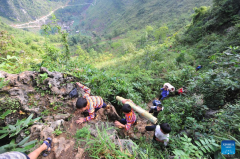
[0,110,12,120]
[0,77,9,89]
[75,127,90,139]
[0,114,41,139]
[0,136,37,154]
[53,126,63,136]
[172,135,219,159]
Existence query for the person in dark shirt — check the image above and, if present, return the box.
[196,65,203,71]
[149,100,164,117]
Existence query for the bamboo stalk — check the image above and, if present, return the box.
[116,96,158,124]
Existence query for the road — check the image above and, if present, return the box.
[10,0,97,29]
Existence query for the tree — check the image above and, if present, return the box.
[213,0,227,7]
[146,25,153,34]
[154,26,168,43]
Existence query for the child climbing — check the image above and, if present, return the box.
[114,99,137,131]
[159,85,169,101]
[196,65,203,71]
[149,99,164,117]
[175,86,187,95]
[145,123,171,146]
[75,82,108,124]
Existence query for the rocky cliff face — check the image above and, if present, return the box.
[0,68,153,158]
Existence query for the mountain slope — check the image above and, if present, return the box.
[0,0,67,23]
[78,0,212,34]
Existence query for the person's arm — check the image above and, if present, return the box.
[150,106,157,109]
[125,122,132,131]
[164,137,169,146]
[149,106,157,113]
[145,125,156,131]
[161,88,164,91]
[83,112,95,122]
[167,90,169,95]
[76,82,91,95]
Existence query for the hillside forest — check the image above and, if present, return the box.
[0,0,240,158]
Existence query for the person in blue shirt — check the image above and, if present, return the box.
[196,65,203,71]
[159,85,169,101]
[149,99,164,117]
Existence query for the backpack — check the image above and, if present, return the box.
[69,88,79,98]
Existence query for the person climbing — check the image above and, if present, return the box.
[159,85,169,101]
[0,137,52,159]
[149,99,164,117]
[175,86,187,95]
[75,82,108,124]
[114,99,137,131]
[196,65,203,71]
[145,123,171,146]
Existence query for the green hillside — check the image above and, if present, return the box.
[0,0,67,23]
[0,0,240,158]
[56,0,212,36]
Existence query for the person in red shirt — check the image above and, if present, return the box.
[114,100,137,131]
[175,86,187,95]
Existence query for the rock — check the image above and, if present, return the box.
[103,105,121,121]
[88,122,116,140]
[0,71,7,78]
[0,68,80,117]
[204,109,219,118]
[137,126,146,133]
[114,139,137,154]
[50,119,64,130]
[18,71,37,85]
[30,125,44,139]
[40,127,54,140]
[135,133,142,139]
[53,137,75,158]
[16,130,27,143]
[54,113,71,121]
[75,148,84,159]
[4,113,20,125]
[42,116,54,122]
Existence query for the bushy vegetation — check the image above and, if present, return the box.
[0,0,240,158]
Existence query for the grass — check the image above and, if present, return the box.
[79,124,145,159]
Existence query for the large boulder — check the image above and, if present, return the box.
[52,137,75,159]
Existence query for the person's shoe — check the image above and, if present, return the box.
[42,137,52,157]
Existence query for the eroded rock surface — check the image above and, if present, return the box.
[53,137,75,158]
[1,68,154,159]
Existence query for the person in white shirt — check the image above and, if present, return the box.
[145,123,171,146]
